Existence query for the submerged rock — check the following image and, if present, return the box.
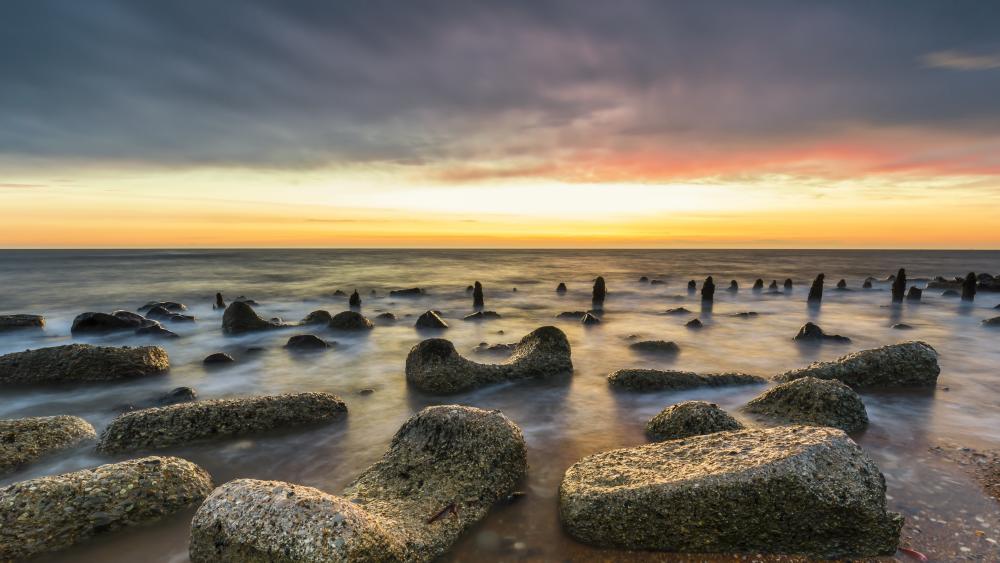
[836,279,847,289]
[389,287,424,297]
[155,386,198,406]
[135,324,179,338]
[0,415,96,474]
[687,280,696,292]
[0,456,213,561]
[140,301,187,312]
[650,279,665,285]
[415,310,448,329]
[405,326,572,394]
[581,312,601,325]
[285,334,332,350]
[608,369,765,392]
[97,392,347,453]
[628,340,679,354]
[221,301,285,334]
[982,317,1000,327]
[557,311,587,319]
[685,318,703,329]
[701,276,715,301]
[472,342,516,356]
[71,310,154,334]
[907,286,923,301]
[592,276,607,305]
[774,341,939,387]
[807,273,824,303]
[646,401,742,441]
[300,309,333,325]
[556,282,568,293]
[0,314,44,331]
[733,311,759,318]
[203,352,234,364]
[745,377,868,433]
[639,276,649,283]
[942,289,960,298]
[0,344,169,385]
[663,307,690,315]
[375,312,397,322]
[792,322,851,343]
[463,311,501,321]
[189,405,526,563]
[892,323,914,330]
[558,425,902,558]
[727,280,739,292]
[328,310,375,330]
[891,268,907,303]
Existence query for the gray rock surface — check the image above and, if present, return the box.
[745,376,868,432]
[222,301,285,334]
[774,341,940,387]
[0,456,212,560]
[189,405,526,562]
[608,368,765,391]
[646,401,742,441]
[0,314,44,331]
[97,392,347,453]
[558,425,902,558]
[406,326,572,393]
[0,415,96,474]
[0,344,169,385]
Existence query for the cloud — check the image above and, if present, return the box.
[922,50,1000,71]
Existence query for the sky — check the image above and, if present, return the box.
[2,0,1000,248]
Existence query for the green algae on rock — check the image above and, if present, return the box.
[405,325,572,393]
[0,344,169,385]
[97,392,347,453]
[0,415,96,474]
[559,425,902,558]
[745,376,869,433]
[608,368,765,392]
[774,340,939,387]
[646,400,743,441]
[189,405,527,562]
[0,456,212,561]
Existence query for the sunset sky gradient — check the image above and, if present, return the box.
[2,1,1000,248]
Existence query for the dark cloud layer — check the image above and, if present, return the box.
[2,0,999,170]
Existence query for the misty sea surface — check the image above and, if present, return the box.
[2,249,1000,562]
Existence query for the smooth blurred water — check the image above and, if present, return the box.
[1,249,999,561]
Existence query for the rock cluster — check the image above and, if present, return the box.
[405,326,572,393]
[0,415,96,474]
[189,405,526,563]
[792,322,851,343]
[646,401,742,441]
[775,341,940,387]
[608,369,765,392]
[0,344,169,385]
[745,377,869,432]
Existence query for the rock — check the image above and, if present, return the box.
[375,312,397,321]
[863,279,873,289]
[415,310,448,329]
[982,317,1000,327]
[0,456,213,560]
[995,303,1000,309]
[189,405,526,563]
[906,286,922,301]
[687,280,696,292]
[285,334,332,350]
[0,344,169,385]
[134,324,178,338]
[169,314,196,323]
[333,290,347,297]
[745,377,868,432]
[784,278,793,290]
[349,290,361,309]
[592,276,607,305]
[700,276,715,301]
[892,323,914,330]
[556,282,567,293]
[650,279,665,285]
[891,268,907,303]
[807,273,824,303]
[300,309,333,324]
[646,401,742,441]
[405,326,572,394]
[465,285,474,292]
[628,340,680,354]
[328,310,375,330]
[663,307,690,315]
[639,276,649,282]
[963,272,977,301]
[774,341,939,387]
[463,311,501,321]
[144,305,175,319]
[233,296,258,305]
[557,311,587,319]
[753,279,764,290]
[558,425,902,558]
[221,301,284,334]
[942,289,960,297]
[389,287,424,297]
[792,322,851,343]
[473,281,484,309]
[727,280,739,292]
[97,392,347,453]
[608,369,765,392]
[71,311,154,334]
[155,386,197,405]
[203,352,235,364]
[0,314,45,331]
[685,318,703,329]
[769,280,779,290]
[0,415,96,474]
[581,312,601,325]
[214,292,226,310]
[733,311,758,318]
[139,301,186,313]
[472,342,516,355]
[836,279,847,289]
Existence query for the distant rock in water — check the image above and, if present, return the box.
[982,317,1000,327]
[0,415,97,475]
[733,311,758,318]
[581,312,602,325]
[558,426,902,558]
[891,268,907,303]
[629,340,679,354]
[473,280,484,309]
[774,341,939,387]
[221,302,285,335]
[375,312,397,322]
[557,311,587,319]
[203,352,234,364]
[701,276,715,301]
[769,280,778,290]
[0,314,45,332]
[285,334,332,350]
[71,311,155,334]
[328,311,374,331]
[472,342,516,356]
[556,282,568,293]
[639,276,649,283]
[793,322,851,343]
[687,280,697,292]
[863,279,873,289]
[463,311,501,321]
[608,369,765,392]
[646,401,742,441]
[753,279,764,291]
[685,318,703,329]
[155,386,197,406]
[963,272,977,301]
[663,307,691,315]
[0,344,169,385]
[333,290,347,297]
[414,310,448,329]
[405,326,572,393]
[300,310,333,325]
[784,278,793,291]
[942,289,960,298]
[807,274,824,303]
[592,276,607,305]
[650,279,665,285]
[465,285,474,292]
[906,286,922,301]
[892,323,914,330]
[135,325,178,339]
[389,287,424,297]
[836,279,847,289]
[213,292,226,310]
[349,290,361,309]
[727,280,739,292]
[745,376,868,433]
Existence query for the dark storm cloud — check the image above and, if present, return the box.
[1,0,999,168]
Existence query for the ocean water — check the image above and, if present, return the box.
[1,249,1000,562]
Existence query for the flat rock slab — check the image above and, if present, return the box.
[745,376,868,433]
[0,456,212,560]
[559,425,902,558]
[190,405,527,562]
[608,369,765,392]
[0,344,169,385]
[774,341,939,387]
[0,415,96,474]
[0,314,44,331]
[405,326,572,393]
[97,392,347,453]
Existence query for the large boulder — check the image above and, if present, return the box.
[774,341,939,387]
[221,301,285,334]
[406,326,572,393]
[71,310,155,334]
[97,392,347,453]
[744,377,868,433]
[328,310,374,330]
[0,456,212,560]
[608,369,764,392]
[0,415,96,474]
[189,405,526,562]
[646,401,742,441]
[558,425,902,558]
[0,344,169,385]
[792,322,851,343]
[0,314,44,331]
